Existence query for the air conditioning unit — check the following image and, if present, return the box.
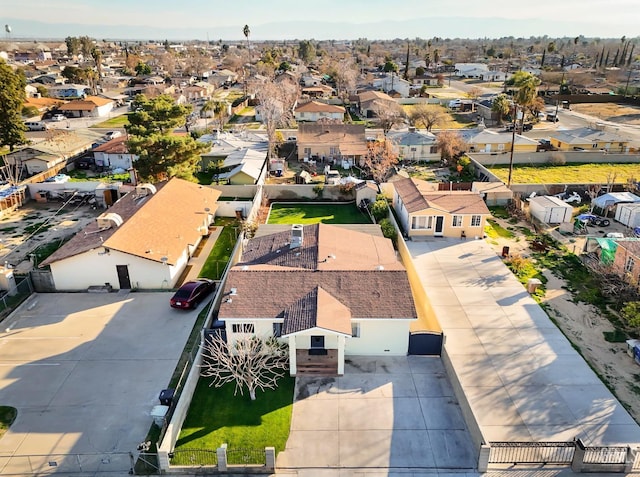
[96,212,123,229]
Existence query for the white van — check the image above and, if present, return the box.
[24,121,47,131]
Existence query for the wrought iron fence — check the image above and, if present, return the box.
[488,442,575,465]
[169,448,218,466]
[226,447,266,465]
[583,446,628,464]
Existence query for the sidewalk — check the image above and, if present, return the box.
[181,226,223,284]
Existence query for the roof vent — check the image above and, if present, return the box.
[230,287,237,295]
[135,183,157,197]
[241,265,249,271]
[96,212,123,229]
[376,265,385,271]
[290,224,304,250]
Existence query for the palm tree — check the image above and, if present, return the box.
[243,24,251,59]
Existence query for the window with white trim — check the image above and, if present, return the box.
[232,323,255,333]
[471,215,482,227]
[330,146,339,156]
[303,147,311,157]
[351,323,360,338]
[411,216,433,230]
[625,257,635,273]
[452,215,463,227]
[273,322,283,337]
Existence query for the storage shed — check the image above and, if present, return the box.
[592,192,640,216]
[615,202,640,228]
[471,181,513,206]
[529,195,574,224]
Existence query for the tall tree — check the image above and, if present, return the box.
[200,334,289,401]
[90,46,103,88]
[125,94,206,182]
[491,93,511,125]
[298,40,316,64]
[408,104,445,131]
[371,101,405,135]
[403,42,410,80]
[0,60,28,153]
[362,138,399,183]
[255,79,298,158]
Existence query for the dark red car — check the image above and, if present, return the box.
[170,278,215,309]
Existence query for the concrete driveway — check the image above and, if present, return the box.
[0,292,199,475]
[277,356,477,472]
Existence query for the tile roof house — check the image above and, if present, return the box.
[218,223,417,375]
[294,100,345,122]
[57,95,114,118]
[392,177,490,239]
[387,127,439,162]
[93,136,137,171]
[297,123,367,167]
[41,178,221,291]
[357,90,397,118]
[463,129,539,153]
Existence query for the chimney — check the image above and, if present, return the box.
[290,224,304,249]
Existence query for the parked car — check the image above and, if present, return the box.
[546,113,559,122]
[51,114,66,122]
[170,278,215,309]
[537,139,557,152]
[105,131,122,140]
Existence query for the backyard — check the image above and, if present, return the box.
[267,203,371,224]
[91,113,130,128]
[487,163,640,184]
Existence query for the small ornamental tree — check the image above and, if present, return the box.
[200,334,289,401]
[371,199,389,222]
[379,218,397,244]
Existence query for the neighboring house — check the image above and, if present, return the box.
[199,131,269,171]
[471,182,513,206]
[5,129,104,177]
[454,63,510,82]
[373,73,411,98]
[297,123,367,167]
[58,96,114,118]
[476,98,499,124]
[207,69,238,87]
[301,84,334,99]
[412,75,439,87]
[217,148,267,185]
[41,179,221,291]
[47,84,89,99]
[357,90,397,118]
[218,223,418,376]
[612,240,640,282]
[392,177,490,239]
[463,129,538,153]
[301,74,325,87]
[549,128,630,153]
[93,136,137,170]
[23,96,64,114]
[183,85,207,102]
[294,100,345,122]
[387,127,439,162]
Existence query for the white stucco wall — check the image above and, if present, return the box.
[49,248,185,291]
[345,319,411,355]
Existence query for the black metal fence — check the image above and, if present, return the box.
[488,442,575,465]
[169,448,218,466]
[583,446,628,464]
[226,447,266,465]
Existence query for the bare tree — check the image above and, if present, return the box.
[255,79,298,158]
[371,101,405,135]
[200,334,289,401]
[408,104,445,131]
[436,130,467,166]
[332,58,358,100]
[362,138,399,183]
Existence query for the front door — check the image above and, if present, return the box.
[116,265,131,289]
[435,216,444,236]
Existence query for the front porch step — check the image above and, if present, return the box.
[295,363,339,376]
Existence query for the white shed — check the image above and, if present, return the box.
[615,203,640,228]
[529,196,574,224]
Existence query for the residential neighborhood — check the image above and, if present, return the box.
[1,8,640,476]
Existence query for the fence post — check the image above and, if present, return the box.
[477,444,490,472]
[265,446,276,472]
[624,446,637,473]
[157,449,170,472]
[217,443,227,472]
[571,438,585,473]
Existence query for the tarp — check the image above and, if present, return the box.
[595,237,618,264]
[592,192,640,210]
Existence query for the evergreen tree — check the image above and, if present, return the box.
[0,60,28,152]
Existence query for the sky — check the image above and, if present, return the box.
[1,0,638,40]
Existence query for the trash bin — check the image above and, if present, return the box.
[159,388,175,406]
[501,246,510,258]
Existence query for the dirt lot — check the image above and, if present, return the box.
[571,102,640,125]
[486,216,640,424]
[0,201,101,272]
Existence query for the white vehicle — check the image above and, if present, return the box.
[51,114,66,122]
[105,131,122,140]
[325,170,341,185]
[24,121,47,131]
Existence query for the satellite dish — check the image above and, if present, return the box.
[4,25,11,34]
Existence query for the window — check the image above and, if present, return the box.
[471,215,482,227]
[625,257,635,273]
[273,322,283,337]
[411,216,433,230]
[232,323,254,333]
[498,143,505,151]
[351,323,360,338]
[330,146,339,156]
[452,215,463,227]
[303,147,311,157]
[410,147,417,152]
[592,143,598,148]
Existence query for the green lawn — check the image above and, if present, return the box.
[173,376,295,463]
[487,163,640,184]
[199,218,239,280]
[90,114,130,128]
[268,203,371,224]
[484,218,514,239]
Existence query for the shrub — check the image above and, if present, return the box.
[371,199,389,221]
[312,184,324,198]
[548,152,566,166]
[379,218,397,244]
[22,106,40,118]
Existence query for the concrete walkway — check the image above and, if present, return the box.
[277,356,476,472]
[181,226,223,284]
[407,238,640,447]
